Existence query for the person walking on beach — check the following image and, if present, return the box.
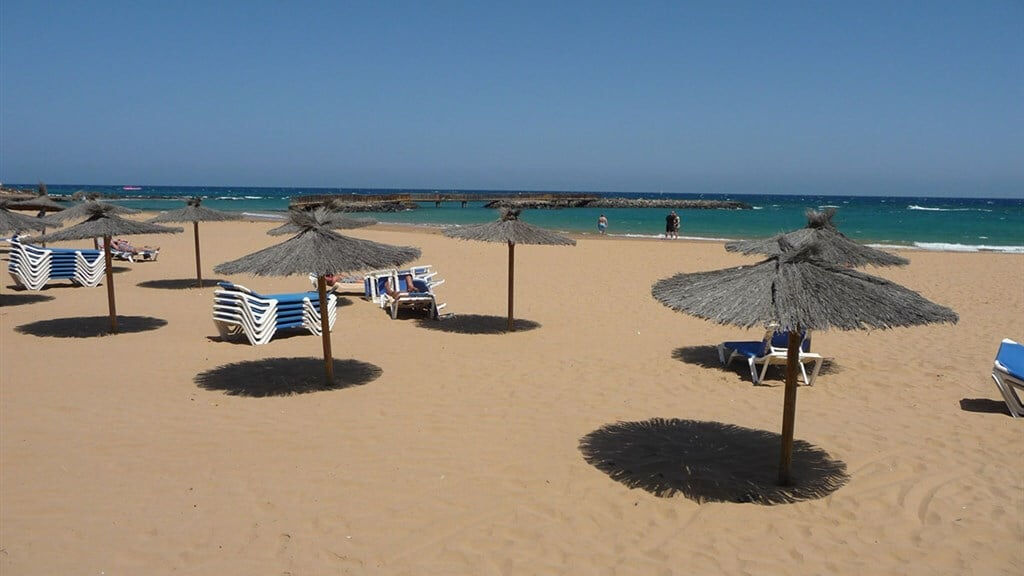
[666,211,680,239]
[597,214,608,235]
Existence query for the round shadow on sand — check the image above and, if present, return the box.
[137,278,228,290]
[15,316,168,338]
[195,357,383,397]
[672,345,841,384]
[580,418,848,505]
[414,314,541,334]
[0,293,55,307]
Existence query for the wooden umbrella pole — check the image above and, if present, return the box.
[103,235,118,333]
[193,221,202,287]
[778,329,802,485]
[507,242,515,332]
[317,275,334,383]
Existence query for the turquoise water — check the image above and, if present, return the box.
[21,185,1024,252]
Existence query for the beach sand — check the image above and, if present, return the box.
[1,219,1021,575]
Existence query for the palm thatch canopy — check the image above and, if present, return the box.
[46,200,141,223]
[215,208,419,277]
[148,197,242,223]
[654,240,955,332]
[0,203,49,234]
[7,194,66,213]
[36,203,182,242]
[653,238,955,486]
[267,209,376,236]
[724,208,908,267]
[443,209,576,246]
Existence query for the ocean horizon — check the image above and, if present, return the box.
[10,184,1024,253]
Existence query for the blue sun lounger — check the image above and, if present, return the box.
[7,240,105,290]
[212,281,337,345]
[718,328,823,386]
[992,338,1024,418]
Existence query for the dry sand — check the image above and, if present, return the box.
[1,219,1022,575]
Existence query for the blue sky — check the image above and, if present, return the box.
[1,1,1021,197]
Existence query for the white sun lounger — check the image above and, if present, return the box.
[212,282,337,345]
[718,328,823,386]
[7,240,105,290]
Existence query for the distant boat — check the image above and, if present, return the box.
[122,186,142,191]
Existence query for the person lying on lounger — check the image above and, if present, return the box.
[385,274,428,300]
[110,238,160,261]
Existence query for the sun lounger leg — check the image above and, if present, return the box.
[992,373,1024,418]
[806,357,822,386]
[748,358,761,385]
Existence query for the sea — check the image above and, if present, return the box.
[18,185,1024,253]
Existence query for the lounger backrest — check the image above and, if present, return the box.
[996,339,1024,379]
[769,330,811,353]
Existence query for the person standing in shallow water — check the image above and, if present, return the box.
[597,214,608,235]
[666,211,680,239]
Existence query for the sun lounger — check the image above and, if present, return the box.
[212,281,337,345]
[718,328,823,386]
[992,338,1024,418]
[7,240,105,290]
[110,240,159,262]
[380,274,446,320]
[363,265,439,303]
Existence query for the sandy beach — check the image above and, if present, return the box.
[1,219,1021,575]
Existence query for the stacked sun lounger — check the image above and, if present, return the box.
[6,240,105,290]
[212,281,338,345]
[363,265,446,320]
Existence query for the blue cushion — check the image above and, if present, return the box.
[997,340,1024,380]
[769,331,811,352]
[723,341,768,359]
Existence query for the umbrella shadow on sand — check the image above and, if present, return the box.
[195,357,382,397]
[0,293,55,307]
[16,315,168,338]
[137,278,228,290]
[414,314,541,334]
[580,418,849,505]
[672,345,842,384]
[959,398,1013,417]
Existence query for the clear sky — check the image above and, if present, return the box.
[1,1,1021,197]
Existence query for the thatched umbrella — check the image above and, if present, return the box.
[443,209,576,331]
[47,200,140,223]
[214,208,421,383]
[36,203,182,333]
[7,195,66,247]
[148,197,242,287]
[725,208,908,267]
[7,194,66,213]
[652,238,957,484]
[0,201,50,235]
[266,209,376,236]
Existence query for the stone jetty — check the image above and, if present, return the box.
[483,198,751,210]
